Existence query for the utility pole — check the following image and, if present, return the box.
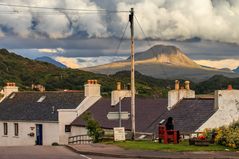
[129,8,135,140]
[119,97,122,127]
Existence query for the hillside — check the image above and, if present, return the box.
[0,48,238,97]
[35,56,67,68]
[83,45,239,82]
[0,49,172,97]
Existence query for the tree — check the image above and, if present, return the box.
[82,111,104,143]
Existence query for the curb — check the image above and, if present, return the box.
[65,145,239,159]
[65,145,177,159]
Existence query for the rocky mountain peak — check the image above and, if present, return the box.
[128,44,199,67]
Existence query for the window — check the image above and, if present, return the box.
[9,93,15,99]
[65,125,71,132]
[37,96,46,103]
[3,123,8,135]
[14,123,19,136]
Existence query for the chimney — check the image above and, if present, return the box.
[175,80,180,90]
[32,84,45,92]
[111,82,131,106]
[227,85,233,90]
[185,81,190,90]
[84,80,101,97]
[3,82,19,97]
[168,80,195,110]
[116,82,121,91]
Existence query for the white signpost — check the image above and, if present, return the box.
[114,127,126,141]
[107,112,129,141]
[107,112,130,120]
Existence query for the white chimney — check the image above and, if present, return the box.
[168,80,195,110]
[111,82,131,106]
[3,82,19,97]
[84,80,101,97]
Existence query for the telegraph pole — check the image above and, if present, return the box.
[129,8,135,140]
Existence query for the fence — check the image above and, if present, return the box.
[68,134,93,144]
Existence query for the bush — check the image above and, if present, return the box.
[215,121,239,149]
[82,111,104,143]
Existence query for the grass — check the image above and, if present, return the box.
[105,140,236,152]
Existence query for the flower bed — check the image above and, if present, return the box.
[189,131,214,146]
[189,138,210,146]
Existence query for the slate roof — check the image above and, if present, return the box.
[0,91,84,121]
[71,98,217,134]
[71,97,168,132]
[157,98,217,133]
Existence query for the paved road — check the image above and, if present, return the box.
[0,146,131,159]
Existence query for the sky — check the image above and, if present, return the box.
[0,0,239,69]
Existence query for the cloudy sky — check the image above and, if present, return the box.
[0,0,239,69]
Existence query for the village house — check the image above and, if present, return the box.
[71,81,239,137]
[0,80,238,146]
[0,80,101,146]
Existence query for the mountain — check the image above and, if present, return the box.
[0,48,173,97]
[0,48,238,96]
[83,45,239,82]
[128,45,199,67]
[233,67,239,73]
[35,56,67,68]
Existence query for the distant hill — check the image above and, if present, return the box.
[195,75,239,94]
[233,67,239,73]
[0,49,173,97]
[0,48,238,96]
[35,56,67,68]
[83,45,239,82]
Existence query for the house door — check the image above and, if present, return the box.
[36,124,43,145]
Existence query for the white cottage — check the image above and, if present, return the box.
[0,80,239,146]
[0,80,101,146]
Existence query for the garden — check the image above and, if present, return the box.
[83,112,239,152]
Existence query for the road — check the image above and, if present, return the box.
[0,146,133,159]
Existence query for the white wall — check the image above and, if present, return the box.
[84,83,101,97]
[0,121,58,146]
[71,126,88,136]
[197,90,239,131]
[58,111,77,145]
[111,90,131,106]
[3,86,18,97]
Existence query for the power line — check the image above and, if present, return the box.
[114,22,129,55]
[0,11,124,15]
[105,21,129,75]
[0,3,129,13]
[134,14,169,79]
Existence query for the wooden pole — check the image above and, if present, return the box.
[129,8,135,140]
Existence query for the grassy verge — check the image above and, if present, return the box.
[105,140,236,152]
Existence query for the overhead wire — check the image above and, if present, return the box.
[105,21,130,76]
[0,11,125,15]
[134,14,169,80]
[0,3,129,13]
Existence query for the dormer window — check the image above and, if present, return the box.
[9,93,15,99]
[37,96,46,103]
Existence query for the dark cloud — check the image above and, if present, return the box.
[0,0,239,61]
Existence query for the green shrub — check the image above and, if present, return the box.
[215,121,239,149]
[82,111,104,143]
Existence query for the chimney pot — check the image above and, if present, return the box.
[227,85,233,90]
[116,82,121,91]
[175,80,180,90]
[185,81,190,90]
